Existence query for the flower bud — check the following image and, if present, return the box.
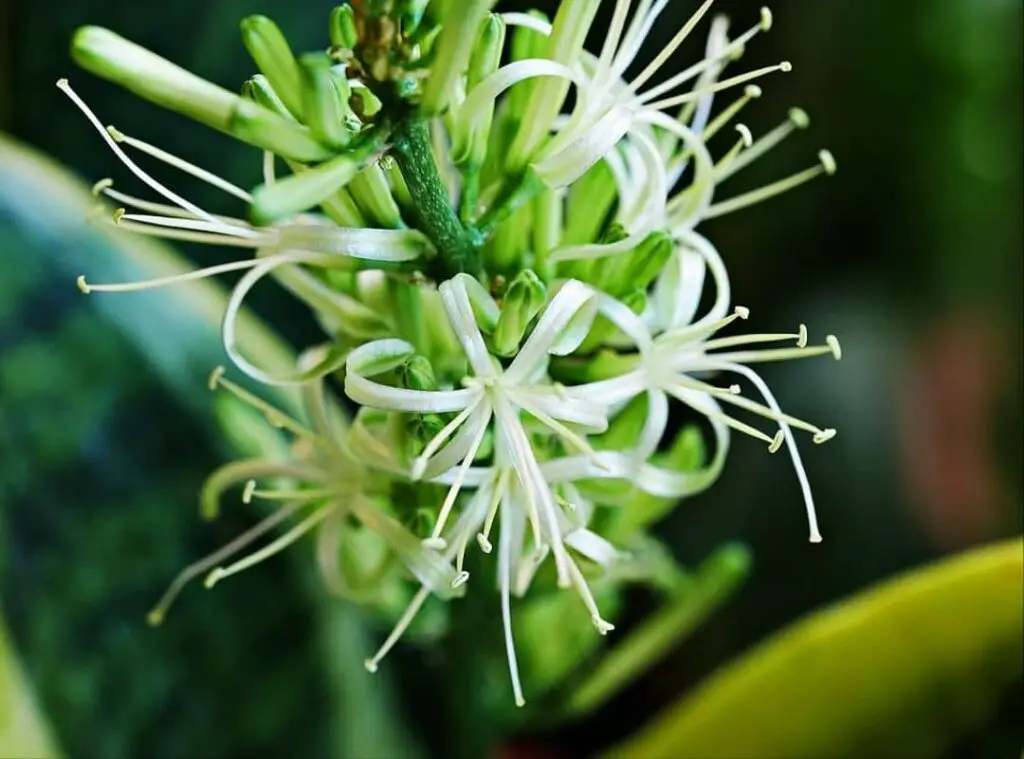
[329,4,359,50]
[299,52,357,150]
[228,99,333,163]
[399,355,437,392]
[452,14,505,168]
[250,145,371,223]
[493,269,547,356]
[241,74,294,121]
[71,26,239,133]
[240,15,305,120]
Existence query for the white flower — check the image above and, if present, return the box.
[58,79,431,384]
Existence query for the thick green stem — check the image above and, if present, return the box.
[391,118,481,279]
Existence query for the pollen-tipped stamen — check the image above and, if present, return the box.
[642,62,790,112]
[364,586,431,675]
[713,123,754,177]
[705,149,835,219]
[715,106,811,182]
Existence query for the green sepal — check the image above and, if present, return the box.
[493,269,547,356]
[240,15,305,120]
[71,26,240,134]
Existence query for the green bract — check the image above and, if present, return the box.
[62,0,839,709]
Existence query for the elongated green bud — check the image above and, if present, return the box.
[493,270,546,356]
[240,15,305,120]
[299,52,356,150]
[329,4,358,50]
[598,230,673,297]
[251,147,369,223]
[241,74,294,121]
[229,99,332,163]
[71,26,239,133]
[420,0,495,115]
[350,164,404,228]
[453,14,505,167]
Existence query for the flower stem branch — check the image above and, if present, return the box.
[391,118,482,279]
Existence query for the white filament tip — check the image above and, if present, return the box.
[809,531,823,544]
[788,107,810,129]
[826,334,842,359]
[76,275,91,294]
[592,615,615,635]
[364,659,379,673]
[56,77,69,89]
[91,178,113,195]
[451,571,470,589]
[242,479,257,504]
[105,125,126,142]
[422,537,447,551]
[476,534,493,554]
[744,84,763,99]
[728,384,742,395]
[768,430,784,454]
[515,695,526,708]
[204,568,226,589]
[819,150,837,175]
[813,428,837,444]
[735,306,751,319]
[797,324,808,348]
[736,123,754,148]
[208,366,226,391]
[779,61,793,73]
[760,7,773,31]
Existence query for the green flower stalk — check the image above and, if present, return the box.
[61,0,841,708]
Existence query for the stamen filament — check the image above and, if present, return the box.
[642,62,791,111]
[629,0,716,93]
[716,107,810,182]
[364,586,431,674]
[429,411,491,542]
[204,504,337,588]
[704,151,835,219]
[412,396,485,479]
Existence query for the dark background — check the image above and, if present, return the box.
[1,1,1021,757]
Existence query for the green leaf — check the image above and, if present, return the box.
[607,539,1024,759]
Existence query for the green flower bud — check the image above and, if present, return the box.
[420,0,494,115]
[228,99,333,163]
[298,52,357,150]
[349,164,404,228]
[563,159,617,246]
[251,145,371,223]
[452,14,505,168]
[71,26,239,133]
[493,269,546,356]
[329,4,359,50]
[241,74,294,121]
[399,355,437,391]
[240,15,305,120]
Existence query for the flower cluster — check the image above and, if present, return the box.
[63,0,839,707]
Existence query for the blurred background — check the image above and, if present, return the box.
[1,0,1021,757]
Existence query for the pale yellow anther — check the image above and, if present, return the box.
[826,334,842,359]
[788,107,810,129]
[204,567,227,589]
[76,275,91,294]
[592,615,615,635]
[364,659,379,673]
[105,125,126,142]
[727,384,742,395]
[207,366,226,391]
[476,533,493,554]
[779,61,793,72]
[736,123,754,148]
[760,7,773,31]
[92,178,114,195]
[735,306,751,319]
[744,84,763,99]
[422,537,447,551]
[813,428,837,444]
[112,207,126,224]
[819,150,838,175]
[797,324,808,348]
[768,430,785,453]
[242,479,257,504]
[451,571,470,589]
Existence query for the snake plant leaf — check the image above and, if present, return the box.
[607,538,1023,759]
[0,133,421,759]
[0,615,60,759]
